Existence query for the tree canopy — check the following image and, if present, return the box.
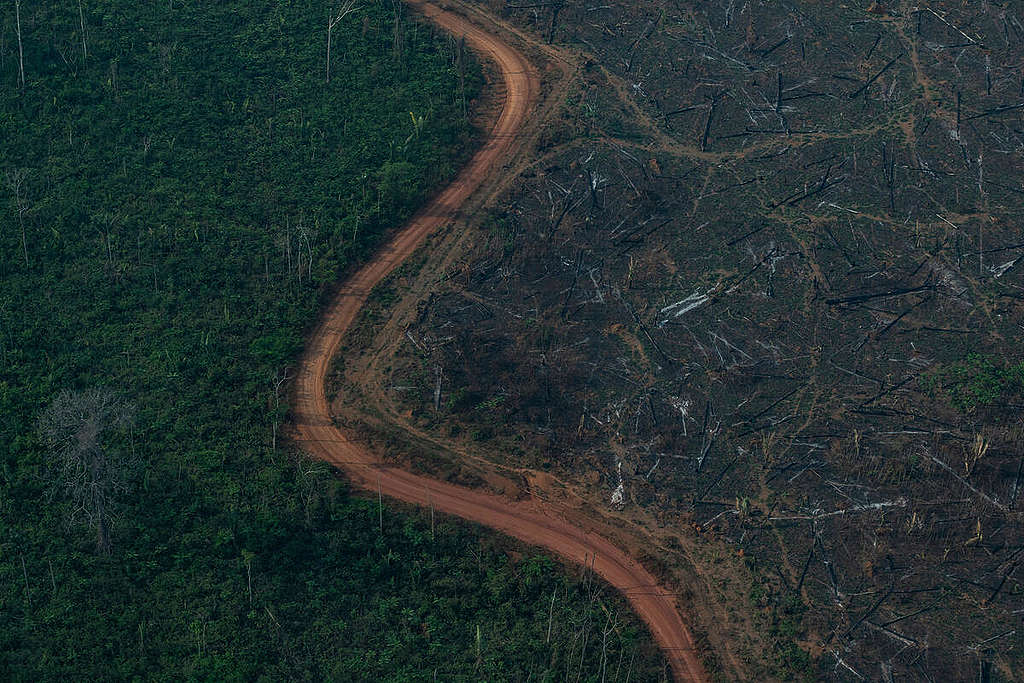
[0,1,665,679]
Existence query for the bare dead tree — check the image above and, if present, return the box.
[292,454,327,526]
[391,0,404,63]
[327,0,360,84]
[271,367,292,451]
[5,168,29,266]
[433,364,443,412]
[15,0,25,88]
[77,0,89,60]
[37,388,136,555]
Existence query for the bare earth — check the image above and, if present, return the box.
[291,1,706,680]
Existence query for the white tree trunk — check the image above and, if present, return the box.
[78,0,88,59]
[15,0,25,88]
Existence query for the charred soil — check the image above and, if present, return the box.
[331,0,1024,680]
[294,0,708,680]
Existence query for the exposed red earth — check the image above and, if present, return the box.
[292,2,707,679]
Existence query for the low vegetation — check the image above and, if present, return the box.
[923,354,1024,413]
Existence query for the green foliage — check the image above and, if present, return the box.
[745,576,813,680]
[770,596,813,680]
[474,393,507,413]
[922,353,1024,412]
[0,1,663,679]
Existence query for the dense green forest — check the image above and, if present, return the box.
[0,0,665,679]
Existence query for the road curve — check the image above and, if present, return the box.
[292,2,706,680]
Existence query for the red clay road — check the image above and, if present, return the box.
[292,2,706,680]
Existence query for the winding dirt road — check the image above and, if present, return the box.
[292,2,706,680]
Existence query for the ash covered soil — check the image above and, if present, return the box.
[337,1,1024,679]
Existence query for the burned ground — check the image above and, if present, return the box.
[338,1,1024,679]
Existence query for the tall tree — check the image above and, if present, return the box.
[14,0,25,88]
[77,0,89,59]
[326,0,360,84]
[5,168,29,267]
[37,388,136,555]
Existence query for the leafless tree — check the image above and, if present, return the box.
[5,168,29,266]
[14,0,25,88]
[326,0,360,84]
[270,367,292,451]
[37,388,136,555]
[77,0,89,60]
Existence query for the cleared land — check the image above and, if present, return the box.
[292,0,704,680]
[330,0,1024,680]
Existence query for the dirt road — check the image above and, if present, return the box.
[292,2,706,680]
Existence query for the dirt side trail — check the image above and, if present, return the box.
[291,2,707,680]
